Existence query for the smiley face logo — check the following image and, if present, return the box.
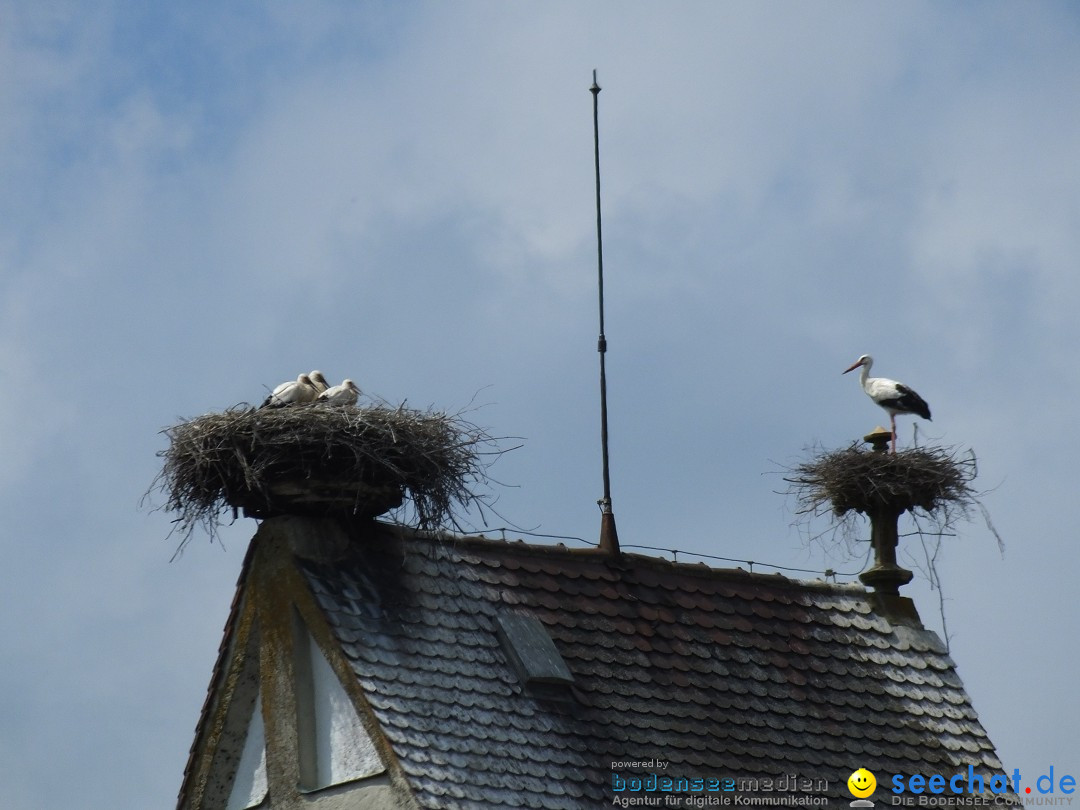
[848,768,876,798]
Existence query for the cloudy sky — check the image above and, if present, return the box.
[2,2,1078,807]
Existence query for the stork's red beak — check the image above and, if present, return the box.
[842,360,863,374]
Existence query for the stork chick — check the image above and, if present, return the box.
[260,373,318,408]
[316,379,361,407]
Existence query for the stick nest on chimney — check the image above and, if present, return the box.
[785,444,978,518]
[149,403,509,554]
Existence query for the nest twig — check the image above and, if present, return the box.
[782,444,1002,653]
[785,444,978,518]
[781,443,1002,557]
[147,403,510,555]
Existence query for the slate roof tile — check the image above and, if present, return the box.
[293,528,1012,809]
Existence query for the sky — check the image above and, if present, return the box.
[2,2,1078,807]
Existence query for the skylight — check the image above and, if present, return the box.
[495,611,575,690]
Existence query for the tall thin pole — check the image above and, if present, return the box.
[591,70,619,554]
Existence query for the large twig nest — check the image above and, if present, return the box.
[781,443,1005,623]
[149,403,509,553]
[785,444,978,518]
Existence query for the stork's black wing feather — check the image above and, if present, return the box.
[893,383,932,420]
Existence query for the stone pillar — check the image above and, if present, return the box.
[858,426,914,596]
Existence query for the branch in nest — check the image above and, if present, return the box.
[145,403,514,556]
[785,444,976,516]
[781,443,1003,553]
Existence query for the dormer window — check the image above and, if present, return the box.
[495,610,575,699]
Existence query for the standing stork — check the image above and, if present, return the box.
[843,354,931,452]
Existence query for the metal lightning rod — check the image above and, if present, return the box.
[591,70,620,555]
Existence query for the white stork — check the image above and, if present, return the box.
[316,378,361,407]
[843,354,931,452]
[260,373,318,408]
[308,370,329,394]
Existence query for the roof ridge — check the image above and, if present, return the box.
[379,523,868,596]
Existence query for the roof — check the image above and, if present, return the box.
[289,523,1008,808]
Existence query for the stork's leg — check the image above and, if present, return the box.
[890,414,897,453]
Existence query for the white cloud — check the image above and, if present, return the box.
[2,3,1079,805]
